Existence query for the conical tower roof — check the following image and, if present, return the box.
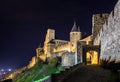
[71,21,78,32]
[71,21,81,32]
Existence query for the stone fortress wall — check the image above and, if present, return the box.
[53,42,70,53]
[53,39,69,47]
[92,14,109,41]
[94,0,120,63]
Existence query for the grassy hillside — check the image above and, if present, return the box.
[15,58,63,82]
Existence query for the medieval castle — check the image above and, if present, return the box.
[3,0,120,81]
[28,0,120,68]
[27,14,108,68]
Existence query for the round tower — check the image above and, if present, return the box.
[70,21,82,52]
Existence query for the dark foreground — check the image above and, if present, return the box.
[52,65,119,82]
[68,65,118,82]
[1,65,119,82]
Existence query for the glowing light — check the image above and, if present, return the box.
[86,51,98,65]
[8,69,12,72]
[3,72,6,74]
[34,76,50,82]
[1,69,4,72]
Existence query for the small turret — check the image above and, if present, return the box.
[70,21,82,52]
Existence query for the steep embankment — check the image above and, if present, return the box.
[14,58,63,82]
[62,65,118,82]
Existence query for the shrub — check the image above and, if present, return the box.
[49,57,58,67]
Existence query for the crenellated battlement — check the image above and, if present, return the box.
[92,13,109,40]
[93,14,109,19]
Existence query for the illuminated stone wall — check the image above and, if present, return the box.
[77,41,86,63]
[92,14,109,41]
[44,29,55,57]
[28,56,37,69]
[80,35,92,45]
[62,52,75,67]
[53,42,70,53]
[53,39,69,47]
[70,32,82,52]
[94,0,120,63]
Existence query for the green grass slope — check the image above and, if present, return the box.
[15,58,63,82]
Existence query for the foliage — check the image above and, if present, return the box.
[15,57,63,82]
[48,57,58,67]
[15,59,43,82]
[100,59,120,70]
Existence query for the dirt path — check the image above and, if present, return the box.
[62,65,117,82]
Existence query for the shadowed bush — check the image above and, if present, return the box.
[49,57,58,67]
[100,59,120,70]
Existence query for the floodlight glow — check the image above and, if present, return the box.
[1,69,4,72]
[3,72,6,74]
[8,69,12,72]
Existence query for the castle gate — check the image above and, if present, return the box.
[82,46,100,65]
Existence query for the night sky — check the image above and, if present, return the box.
[0,0,118,69]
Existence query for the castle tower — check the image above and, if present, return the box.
[92,14,109,40]
[70,21,82,52]
[44,29,55,58]
[44,29,55,43]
